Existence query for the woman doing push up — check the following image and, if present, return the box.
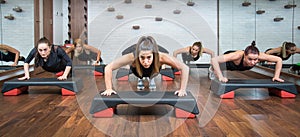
[211,41,284,83]
[101,36,189,97]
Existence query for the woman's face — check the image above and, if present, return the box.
[287,46,296,54]
[138,50,153,68]
[191,45,200,55]
[244,53,259,67]
[37,43,51,58]
[75,43,83,53]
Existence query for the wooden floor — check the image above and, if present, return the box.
[1,68,300,137]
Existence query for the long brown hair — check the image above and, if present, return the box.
[34,37,52,67]
[134,36,160,78]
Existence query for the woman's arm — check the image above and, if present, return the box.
[18,48,36,80]
[84,44,101,64]
[265,47,281,55]
[18,63,30,80]
[58,66,71,80]
[173,46,189,58]
[101,53,135,96]
[259,53,284,82]
[295,47,300,54]
[211,51,243,82]
[160,52,189,96]
[57,47,72,80]
[203,47,215,58]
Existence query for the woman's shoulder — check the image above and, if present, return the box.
[180,46,191,53]
[187,46,192,50]
[273,47,282,51]
[224,50,243,60]
[158,52,171,60]
[159,51,169,56]
[123,52,135,58]
[267,47,281,53]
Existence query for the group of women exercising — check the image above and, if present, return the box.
[2,36,299,96]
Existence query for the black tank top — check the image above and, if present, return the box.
[224,50,254,71]
[0,51,15,62]
[77,49,96,61]
[131,63,155,78]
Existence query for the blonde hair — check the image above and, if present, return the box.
[134,36,160,78]
[281,42,296,58]
[281,42,287,58]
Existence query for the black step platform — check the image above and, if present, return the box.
[210,79,298,98]
[90,91,199,118]
[116,68,175,81]
[2,78,82,96]
[260,64,294,69]
[187,63,210,68]
[73,64,106,76]
[173,64,211,75]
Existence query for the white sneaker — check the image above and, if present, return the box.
[137,78,144,90]
[149,78,156,90]
[209,66,215,80]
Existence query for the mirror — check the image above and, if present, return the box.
[0,2,29,73]
[219,0,299,75]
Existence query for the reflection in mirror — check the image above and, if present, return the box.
[219,0,299,75]
[0,0,34,75]
[256,0,299,75]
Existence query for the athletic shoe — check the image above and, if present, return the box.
[149,78,156,90]
[137,78,144,90]
[208,66,215,80]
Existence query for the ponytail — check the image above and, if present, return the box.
[251,41,256,46]
[281,42,287,58]
[244,41,259,55]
